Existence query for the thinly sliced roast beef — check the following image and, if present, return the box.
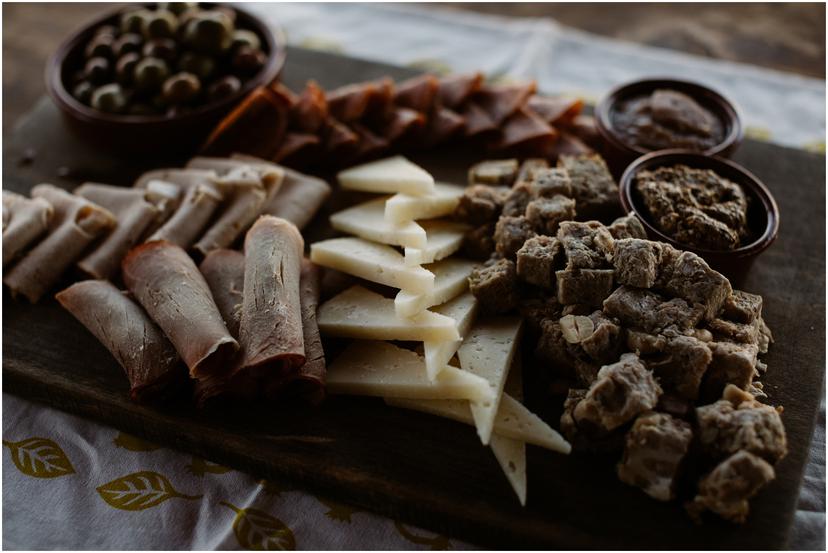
[2,190,53,266]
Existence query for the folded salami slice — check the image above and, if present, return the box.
[351,123,390,161]
[326,82,374,123]
[122,240,239,377]
[201,86,290,158]
[273,132,321,164]
[2,190,53,266]
[4,185,115,303]
[237,216,306,376]
[322,117,360,160]
[527,95,584,127]
[75,184,162,280]
[497,106,559,156]
[199,248,245,337]
[365,77,396,120]
[473,81,537,126]
[423,106,466,147]
[290,80,328,134]
[549,130,594,158]
[56,280,184,402]
[375,106,426,144]
[460,101,500,140]
[564,114,602,150]
[394,74,440,113]
[147,182,223,248]
[438,72,484,109]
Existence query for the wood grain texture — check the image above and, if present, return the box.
[3,47,825,549]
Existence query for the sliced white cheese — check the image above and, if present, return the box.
[328,341,494,403]
[338,155,434,196]
[310,237,434,294]
[330,197,427,249]
[423,291,478,380]
[459,317,523,445]
[490,434,526,506]
[384,394,570,453]
[404,221,469,267]
[395,258,477,319]
[318,285,460,342]
[385,182,464,223]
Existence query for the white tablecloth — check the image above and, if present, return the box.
[3,3,825,549]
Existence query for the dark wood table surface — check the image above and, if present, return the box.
[3,2,825,136]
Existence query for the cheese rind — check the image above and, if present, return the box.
[330,198,427,249]
[328,341,494,403]
[310,237,434,294]
[491,434,527,506]
[404,221,469,267]
[458,317,523,445]
[385,182,464,223]
[338,156,434,196]
[395,258,477,319]
[423,291,478,380]
[318,285,460,342]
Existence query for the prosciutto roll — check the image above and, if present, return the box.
[4,185,115,303]
[122,240,239,377]
[438,72,483,109]
[75,184,161,280]
[56,280,183,402]
[237,216,306,375]
[2,190,53,266]
[199,249,245,337]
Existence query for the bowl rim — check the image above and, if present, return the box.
[595,77,744,158]
[618,148,780,258]
[45,2,287,126]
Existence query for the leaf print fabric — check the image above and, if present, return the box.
[97,471,201,511]
[3,437,75,478]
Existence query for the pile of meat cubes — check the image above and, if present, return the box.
[451,154,786,523]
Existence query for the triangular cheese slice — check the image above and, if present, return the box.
[458,317,523,444]
[330,197,427,249]
[395,258,476,319]
[490,434,526,506]
[423,291,478,380]
[404,221,469,267]
[338,155,434,196]
[328,341,493,403]
[318,286,460,342]
[385,182,463,224]
[310,237,434,294]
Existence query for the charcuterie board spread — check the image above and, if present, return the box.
[3,47,825,549]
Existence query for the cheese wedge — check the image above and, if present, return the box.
[310,237,434,294]
[395,258,477,319]
[385,182,464,223]
[328,341,494,403]
[490,434,526,506]
[404,221,469,267]
[459,317,523,445]
[338,156,434,196]
[384,394,569,453]
[423,292,478,380]
[318,286,460,342]
[330,197,427,249]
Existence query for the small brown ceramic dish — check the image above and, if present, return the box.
[619,149,779,283]
[596,78,744,172]
[46,4,286,157]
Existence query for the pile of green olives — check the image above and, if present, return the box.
[69,3,267,116]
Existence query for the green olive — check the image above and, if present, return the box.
[84,56,111,85]
[183,12,233,54]
[143,38,178,63]
[207,75,241,102]
[142,9,178,39]
[133,57,170,93]
[85,35,114,59]
[113,33,143,58]
[162,72,201,105]
[230,29,260,52]
[177,51,215,80]
[120,9,151,34]
[115,52,141,86]
[232,46,266,76]
[72,81,95,105]
[91,83,128,113]
[159,2,197,16]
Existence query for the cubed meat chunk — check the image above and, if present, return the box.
[557,153,619,220]
[501,182,533,217]
[494,215,536,259]
[516,158,549,185]
[612,238,663,288]
[461,223,496,260]
[468,159,519,186]
[603,286,704,333]
[468,258,519,314]
[557,220,614,270]
[700,342,760,401]
[454,184,509,224]
[708,318,761,345]
[662,251,731,321]
[529,167,572,198]
[560,387,626,452]
[573,353,662,432]
[722,290,763,324]
[579,311,624,365]
[626,329,668,355]
[556,269,614,306]
[518,296,561,339]
[646,335,712,400]
[686,450,775,524]
[535,319,599,386]
[695,384,787,463]
[608,213,647,240]
[617,411,693,501]
[526,195,577,235]
[516,235,561,288]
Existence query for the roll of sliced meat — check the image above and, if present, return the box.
[2,190,53,266]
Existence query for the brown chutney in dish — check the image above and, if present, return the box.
[635,164,750,250]
[612,89,725,151]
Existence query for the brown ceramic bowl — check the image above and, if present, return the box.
[596,78,744,173]
[619,150,779,284]
[46,4,286,157]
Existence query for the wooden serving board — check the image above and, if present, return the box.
[3,47,825,549]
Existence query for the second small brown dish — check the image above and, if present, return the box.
[619,149,779,283]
